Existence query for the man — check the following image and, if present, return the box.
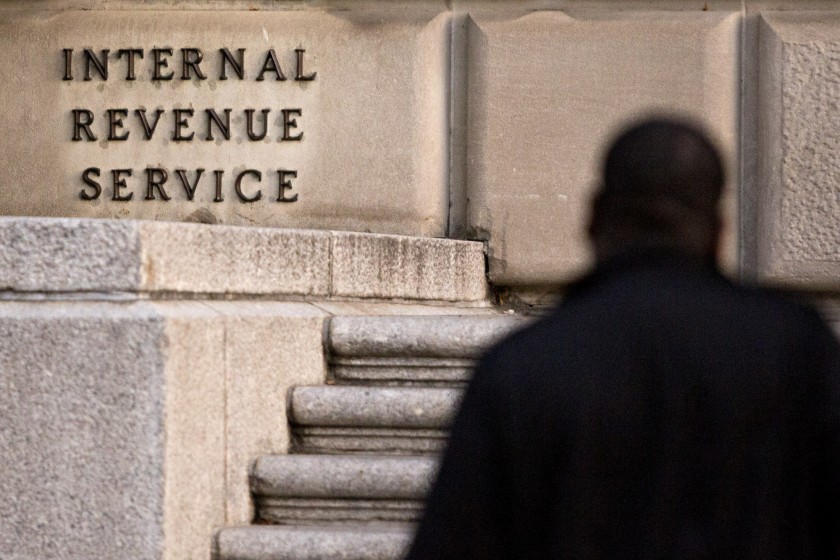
[406,118,840,559]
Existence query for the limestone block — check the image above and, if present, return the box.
[0,8,449,236]
[153,303,227,560]
[202,301,328,525]
[0,301,226,560]
[464,11,740,285]
[139,222,331,296]
[754,13,840,287]
[0,218,487,301]
[330,232,488,301]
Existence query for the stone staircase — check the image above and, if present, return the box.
[213,314,525,560]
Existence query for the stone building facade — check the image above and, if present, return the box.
[1,1,839,559]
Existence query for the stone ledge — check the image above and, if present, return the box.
[290,386,461,428]
[213,525,413,560]
[251,455,437,500]
[328,314,525,358]
[0,218,487,301]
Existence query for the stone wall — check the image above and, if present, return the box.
[3,1,840,289]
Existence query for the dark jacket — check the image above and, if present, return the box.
[407,250,840,559]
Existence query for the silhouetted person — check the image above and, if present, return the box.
[406,118,840,559]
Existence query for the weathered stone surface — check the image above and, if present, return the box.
[0,218,331,296]
[0,218,142,293]
[0,8,449,237]
[330,232,488,302]
[464,10,740,285]
[0,218,487,301]
[0,301,274,560]
[327,314,525,384]
[140,223,331,295]
[291,386,461,428]
[252,455,437,499]
[153,302,227,560]
[0,302,168,560]
[214,525,413,560]
[201,302,328,525]
[329,315,526,358]
[0,299,343,559]
[753,13,840,287]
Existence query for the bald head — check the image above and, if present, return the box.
[589,118,725,264]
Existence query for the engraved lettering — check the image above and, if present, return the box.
[175,168,204,200]
[281,109,303,141]
[172,108,195,142]
[72,109,97,141]
[277,170,298,202]
[219,48,245,80]
[152,48,175,80]
[80,167,102,200]
[213,169,224,202]
[256,49,286,81]
[181,48,207,80]
[83,49,109,81]
[135,108,164,140]
[145,167,171,200]
[235,169,262,202]
[294,49,316,81]
[62,48,73,81]
[245,108,270,141]
[205,108,232,141]
[64,46,316,205]
[107,108,130,141]
[117,48,144,81]
[112,169,133,201]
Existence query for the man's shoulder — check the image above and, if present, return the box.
[480,269,832,373]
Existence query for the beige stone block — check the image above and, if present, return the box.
[464,11,740,285]
[0,8,449,236]
[202,301,328,525]
[139,222,331,296]
[154,302,227,560]
[330,231,488,302]
[754,13,840,287]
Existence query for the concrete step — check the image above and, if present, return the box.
[290,386,462,454]
[214,524,413,560]
[328,315,525,385]
[251,455,437,525]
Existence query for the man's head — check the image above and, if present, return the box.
[588,117,725,265]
